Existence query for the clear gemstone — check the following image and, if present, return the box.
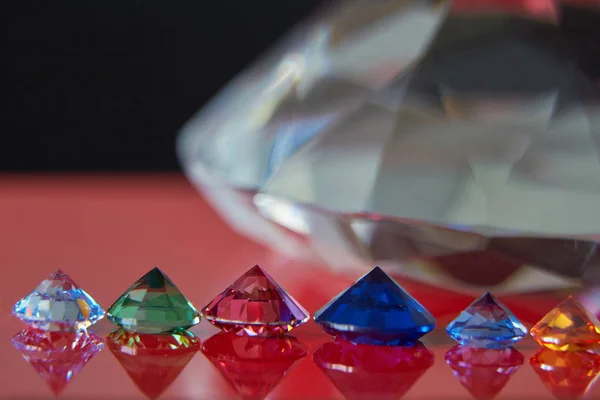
[12,270,105,331]
[178,0,600,291]
[446,292,527,348]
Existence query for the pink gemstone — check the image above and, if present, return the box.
[202,265,309,336]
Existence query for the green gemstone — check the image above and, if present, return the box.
[107,267,201,334]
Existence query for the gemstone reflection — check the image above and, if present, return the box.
[445,345,524,400]
[530,348,600,400]
[107,329,200,399]
[313,338,434,399]
[201,332,307,400]
[12,328,103,395]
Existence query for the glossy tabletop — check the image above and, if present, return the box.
[0,174,598,399]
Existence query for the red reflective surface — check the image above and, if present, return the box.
[0,174,598,399]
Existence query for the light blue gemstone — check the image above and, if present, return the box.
[314,266,435,345]
[13,270,105,331]
[446,292,527,348]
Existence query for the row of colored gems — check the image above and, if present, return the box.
[7,265,312,399]
[108,265,312,336]
[9,266,600,398]
[444,286,600,400]
[10,265,431,345]
[13,266,600,347]
[103,264,311,398]
[13,266,600,346]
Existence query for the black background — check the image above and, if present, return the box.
[2,1,325,171]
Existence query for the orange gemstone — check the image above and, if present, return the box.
[530,296,600,352]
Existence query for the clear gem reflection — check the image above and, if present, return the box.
[12,328,103,395]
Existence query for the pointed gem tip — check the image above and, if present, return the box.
[249,265,267,275]
[364,266,393,282]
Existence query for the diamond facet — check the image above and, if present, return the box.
[530,296,600,351]
[313,339,434,400]
[313,266,435,345]
[201,332,307,399]
[178,0,600,288]
[201,265,309,336]
[107,329,200,399]
[12,269,105,331]
[107,267,201,334]
[530,348,600,399]
[446,292,527,348]
[12,328,104,395]
[445,345,524,400]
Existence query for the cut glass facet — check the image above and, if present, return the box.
[314,266,435,345]
[178,0,600,294]
[446,292,527,348]
[530,296,600,351]
[12,328,103,395]
[107,267,201,334]
[12,269,105,331]
[202,265,310,336]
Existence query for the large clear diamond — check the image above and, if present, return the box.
[178,0,600,293]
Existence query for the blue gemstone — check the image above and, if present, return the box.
[13,270,105,331]
[446,292,527,349]
[313,266,435,346]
